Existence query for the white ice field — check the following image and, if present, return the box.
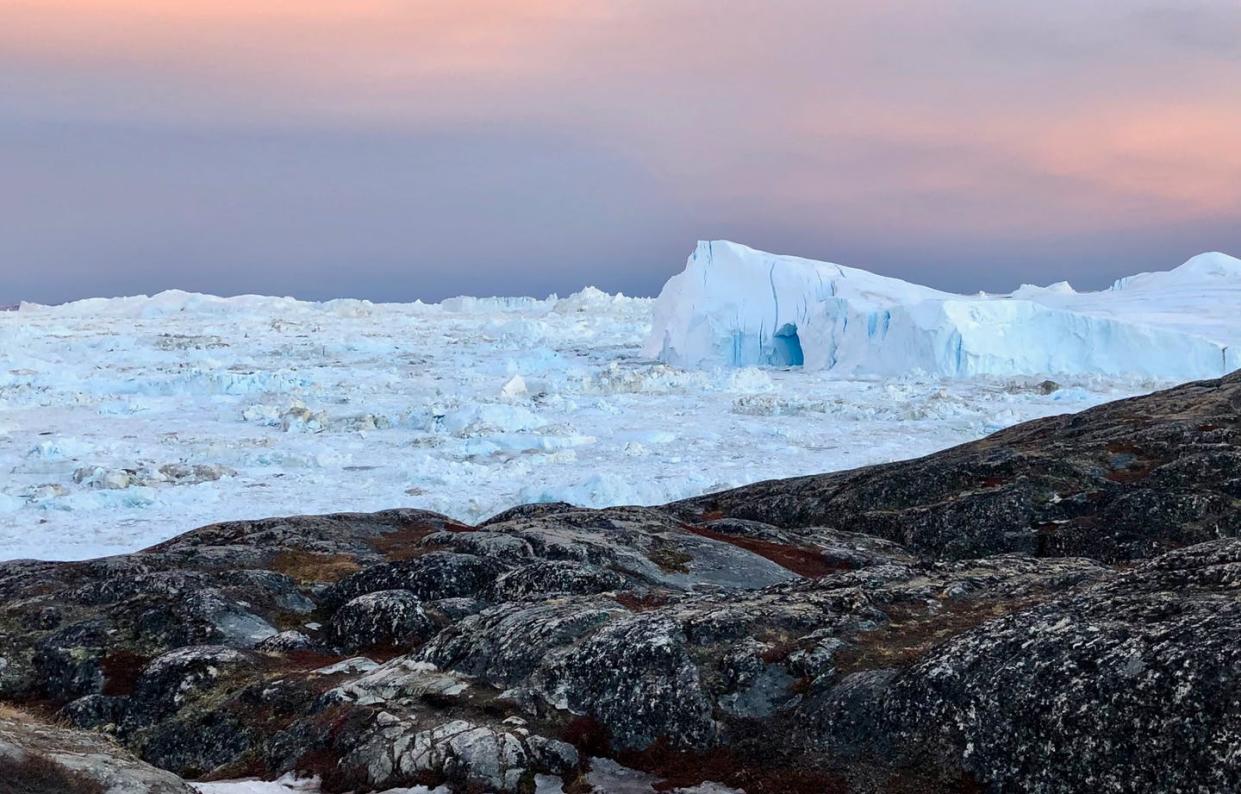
[7,242,1232,561]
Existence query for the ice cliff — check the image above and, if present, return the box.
[644,241,1241,379]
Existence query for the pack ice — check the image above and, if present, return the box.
[1,283,1139,561]
[645,241,1241,379]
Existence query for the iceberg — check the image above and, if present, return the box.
[644,241,1241,379]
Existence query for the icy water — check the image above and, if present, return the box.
[0,289,1155,561]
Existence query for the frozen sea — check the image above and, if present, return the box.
[0,288,1158,561]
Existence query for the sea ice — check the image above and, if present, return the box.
[0,279,1163,561]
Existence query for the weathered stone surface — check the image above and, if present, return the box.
[328,657,470,707]
[419,599,627,686]
[125,646,253,727]
[328,590,435,653]
[62,694,127,731]
[0,708,195,793]
[32,620,109,701]
[344,717,541,792]
[533,613,718,751]
[255,630,320,654]
[487,560,625,600]
[323,552,509,608]
[875,538,1241,793]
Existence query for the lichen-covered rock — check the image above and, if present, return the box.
[32,620,109,701]
[124,646,252,727]
[717,639,796,718]
[424,596,485,622]
[328,590,435,653]
[533,613,718,751]
[479,501,578,526]
[143,508,467,562]
[701,518,917,570]
[330,657,470,707]
[323,552,508,608]
[477,504,805,590]
[61,694,127,731]
[876,538,1241,793]
[523,734,579,776]
[418,599,627,686]
[342,716,571,792]
[255,630,320,654]
[421,530,536,562]
[487,560,625,600]
[174,588,278,648]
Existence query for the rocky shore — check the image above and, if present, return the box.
[2,371,1239,793]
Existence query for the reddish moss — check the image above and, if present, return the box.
[302,702,356,735]
[0,751,106,794]
[758,640,798,664]
[294,704,385,793]
[683,525,851,578]
[100,649,149,696]
[199,754,266,782]
[882,767,987,793]
[1101,442,1165,483]
[1104,467,1157,484]
[616,738,849,794]
[366,525,437,560]
[614,591,671,612]
[269,649,348,670]
[364,519,477,561]
[561,714,612,758]
[270,551,361,584]
[789,676,813,695]
[833,598,1031,675]
[294,747,355,793]
[648,546,693,574]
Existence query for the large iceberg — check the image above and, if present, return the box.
[644,241,1241,379]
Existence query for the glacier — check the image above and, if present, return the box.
[644,241,1241,379]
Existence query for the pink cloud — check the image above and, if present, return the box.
[3,1,1239,287]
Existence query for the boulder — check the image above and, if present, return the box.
[328,590,436,653]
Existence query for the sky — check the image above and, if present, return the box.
[3,1,1241,304]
